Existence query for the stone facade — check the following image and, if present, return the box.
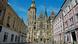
[62,0,78,44]
[27,0,54,44]
[52,0,78,44]
[27,0,36,42]
[0,0,7,25]
[53,10,64,44]
[0,1,27,43]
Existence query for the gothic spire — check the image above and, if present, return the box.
[44,0,47,17]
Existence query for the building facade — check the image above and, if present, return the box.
[53,10,64,44]
[27,0,54,44]
[27,0,36,42]
[62,0,78,44]
[49,11,55,44]
[0,0,7,25]
[0,1,27,43]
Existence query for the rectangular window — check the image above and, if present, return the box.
[63,11,66,16]
[64,21,68,28]
[11,34,14,42]
[69,17,73,26]
[3,32,8,42]
[0,0,2,3]
[75,13,78,22]
[0,9,1,16]
[34,26,36,29]
[71,32,77,41]
[18,36,20,42]
[76,13,78,19]
[0,12,1,16]
[67,34,69,41]
[71,0,76,8]
[0,26,2,32]
[15,35,17,42]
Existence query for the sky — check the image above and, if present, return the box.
[8,0,64,24]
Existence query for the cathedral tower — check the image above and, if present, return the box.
[28,0,36,23]
[27,0,36,42]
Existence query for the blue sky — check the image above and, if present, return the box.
[8,0,64,24]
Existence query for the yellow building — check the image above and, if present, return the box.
[0,1,27,43]
[0,0,7,25]
[4,4,26,33]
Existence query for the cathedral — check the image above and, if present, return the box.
[26,0,55,44]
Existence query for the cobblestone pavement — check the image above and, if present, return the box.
[0,42,30,44]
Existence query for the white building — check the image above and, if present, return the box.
[62,0,78,44]
[53,10,64,44]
